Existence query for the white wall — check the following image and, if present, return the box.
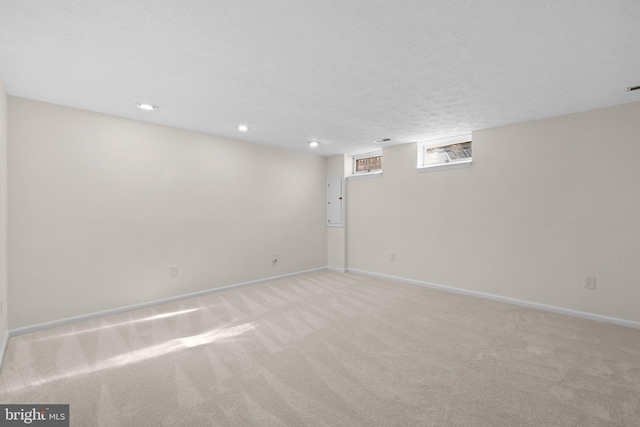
[8,97,327,329]
[0,79,7,342]
[347,101,640,323]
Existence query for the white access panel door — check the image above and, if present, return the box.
[327,177,343,226]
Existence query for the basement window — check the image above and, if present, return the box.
[351,150,383,178]
[417,134,472,172]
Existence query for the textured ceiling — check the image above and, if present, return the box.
[1,1,639,156]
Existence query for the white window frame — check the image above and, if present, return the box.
[417,134,472,172]
[349,150,383,179]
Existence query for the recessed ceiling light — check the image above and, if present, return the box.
[374,138,391,143]
[238,125,249,132]
[136,103,157,111]
[309,141,319,148]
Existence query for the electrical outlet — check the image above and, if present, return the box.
[583,276,596,290]
[390,252,396,262]
[170,265,179,278]
[272,253,278,264]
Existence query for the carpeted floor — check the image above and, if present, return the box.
[1,270,639,426]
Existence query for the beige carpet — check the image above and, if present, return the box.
[1,271,639,426]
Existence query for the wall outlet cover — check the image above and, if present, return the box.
[583,276,596,289]
[170,265,179,278]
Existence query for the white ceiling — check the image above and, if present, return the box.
[1,1,639,156]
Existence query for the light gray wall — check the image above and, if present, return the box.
[8,97,327,329]
[347,101,640,323]
[0,79,7,341]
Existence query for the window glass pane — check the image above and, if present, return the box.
[355,156,382,172]
[425,142,471,165]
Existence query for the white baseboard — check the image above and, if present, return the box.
[10,265,638,342]
[347,268,640,330]
[0,330,8,372]
[9,267,328,337]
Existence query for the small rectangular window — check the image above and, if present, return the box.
[425,141,471,165]
[418,134,472,172]
[351,150,383,177]
[355,155,382,172]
